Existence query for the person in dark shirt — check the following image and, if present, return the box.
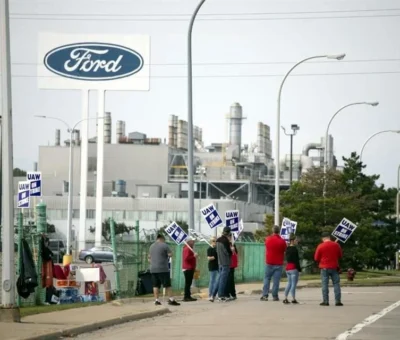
[216,226,233,302]
[207,237,218,302]
[225,242,238,300]
[283,233,301,304]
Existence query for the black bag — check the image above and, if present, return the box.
[16,239,38,299]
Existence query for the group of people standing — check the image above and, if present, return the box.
[261,226,343,306]
[182,225,238,302]
[148,224,343,307]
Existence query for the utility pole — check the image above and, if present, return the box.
[281,124,300,186]
[1,0,19,320]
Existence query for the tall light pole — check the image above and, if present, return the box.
[188,0,206,233]
[281,124,300,186]
[396,164,400,229]
[322,101,379,225]
[274,53,346,226]
[1,0,18,313]
[35,115,104,257]
[323,101,379,176]
[359,130,400,162]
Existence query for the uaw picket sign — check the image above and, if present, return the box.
[280,217,297,242]
[38,32,150,248]
[200,203,223,229]
[165,221,188,245]
[232,219,244,241]
[332,217,358,243]
[27,171,42,197]
[225,210,239,232]
[18,181,30,208]
[38,33,150,90]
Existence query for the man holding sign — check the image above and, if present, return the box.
[314,232,343,307]
[148,234,180,306]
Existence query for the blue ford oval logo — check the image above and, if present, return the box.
[43,43,144,81]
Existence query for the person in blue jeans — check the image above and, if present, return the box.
[283,233,301,304]
[314,232,343,306]
[216,227,233,302]
[261,226,287,301]
[207,237,219,302]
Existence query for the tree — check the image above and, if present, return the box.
[277,153,400,270]
[88,219,134,241]
[254,214,273,242]
[13,168,27,177]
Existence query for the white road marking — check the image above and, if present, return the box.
[336,299,400,340]
[342,291,383,294]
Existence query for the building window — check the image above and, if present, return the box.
[73,209,80,219]
[103,211,113,219]
[86,209,96,219]
[163,211,175,222]
[126,211,140,220]
[114,210,125,221]
[176,211,188,222]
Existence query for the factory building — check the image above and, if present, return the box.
[13,103,337,245]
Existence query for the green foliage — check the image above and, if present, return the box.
[254,214,273,242]
[266,152,400,271]
[14,221,56,235]
[88,219,134,241]
[13,168,27,177]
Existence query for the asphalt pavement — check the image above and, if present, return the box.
[75,287,400,340]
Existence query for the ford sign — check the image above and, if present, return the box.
[43,43,144,81]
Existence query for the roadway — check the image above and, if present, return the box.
[76,286,400,340]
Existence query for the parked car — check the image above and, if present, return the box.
[78,246,135,264]
[48,239,66,263]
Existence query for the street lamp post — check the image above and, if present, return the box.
[35,115,104,257]
[281,124,300,186]
[274,53,346,226]
[322,101,379,225]
[323,102,379,176]
[359,130,400,162]
[187,0,207,233]
[397,164,400,228]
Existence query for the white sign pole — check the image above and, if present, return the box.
[95,90,105,246]
[79,90,90,252]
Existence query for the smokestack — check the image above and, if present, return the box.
[55,129,61,146]
[104,111,111,144]
[33,162,38,171]
[116,120,126,143]
[74,129,80,146]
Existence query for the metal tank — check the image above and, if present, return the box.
[229,102,243,159]
[115,180,126,195]
[55,129,61,146]
[257,122,264,154]
[177,119,188,150]
[104,111,111,144]
[116,120,126,143]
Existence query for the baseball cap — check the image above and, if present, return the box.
[223,226,232,235]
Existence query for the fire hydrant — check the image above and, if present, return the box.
[347,268,356,281]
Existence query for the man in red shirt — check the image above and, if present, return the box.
[260,225,287,301]
[314,232,343,306]
[182,238,198,302]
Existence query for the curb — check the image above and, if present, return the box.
[23,308,170,340]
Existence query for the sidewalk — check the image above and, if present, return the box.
[1,301,169,340]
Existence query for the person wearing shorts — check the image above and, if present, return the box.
[148,234,180,306]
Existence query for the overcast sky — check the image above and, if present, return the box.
[1,0,400,188]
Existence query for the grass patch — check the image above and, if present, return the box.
[20,302,104,318]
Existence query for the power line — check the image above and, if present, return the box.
[9,8,400,17]
[11,58,400,66]
[6,70,400,79]
[8,14,400,21]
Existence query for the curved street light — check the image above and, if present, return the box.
[274,53,346,226]
[323,101,379,175]
[187,0,207,234]
[35,115,104,256]
[359,129,400,162]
